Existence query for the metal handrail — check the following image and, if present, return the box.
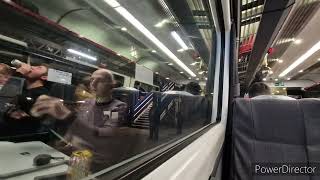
[133,97,153,118]
[134,92,153,111]
[133,102,153,123]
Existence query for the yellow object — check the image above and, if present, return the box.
[68,149,93,180]
[72,150,93,158]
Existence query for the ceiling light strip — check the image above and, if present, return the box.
[171,31,189,50]
[279,41,320,77]
[105,1,196,77]
[67,49,97,61]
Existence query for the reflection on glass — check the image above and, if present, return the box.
[0,0,214,179]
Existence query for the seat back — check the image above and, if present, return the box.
[149,93,210,140]
[229,98,320,180]
[112,88,139,123]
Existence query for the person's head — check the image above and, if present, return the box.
[248,82,271,98]
[134,82,141,89]
[90,68,115,97]
[185,81,201,95]
[81,76,91,89]
[0,63,13,85]
[27,64,48,81]
[114,81,123,88]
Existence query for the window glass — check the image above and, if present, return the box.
[0,0,215,178]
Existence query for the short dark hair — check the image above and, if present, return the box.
[114,81,123,88]
[248,82,271,98]
[39,63,49,76]
[185,81,201,95]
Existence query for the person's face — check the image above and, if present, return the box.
[27,65,48,80]
[90,70,114,96]
[0,65,11,85]
[0,73,10,85]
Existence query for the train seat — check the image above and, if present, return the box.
[227,98,320,180]
[112,87,140,123]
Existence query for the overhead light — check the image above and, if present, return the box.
[263,78,267,81]
[294,39,302,45]
[299,70,303,73]
[276,38,295,45]
[190,62,200,66]
[177,48,185,52]
[151,50,157,53]
[188,77,191,79]
[287,77,291,80]
[171,31,189,50]
[166,77,170,80]
[106,2,196,77]
[121,27,127,31]
[279,41,320,77]
[154,19,169,28]
[278,59,283,63]
[268,70,273,75]
[276,90,280,93]
[0,34,27,47]
[275,78,279,81]
[318,58,320,61]
[196,78,200,81]
[205,77,208,80]
[168,63,173,66]
[155,72,159,74]
[104,0,120,8]
[198,71,205,75]
[67,49,97,61]
[180,72,184,74]
[283,88,287,90]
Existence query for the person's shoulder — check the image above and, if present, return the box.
[112,99,127,106]
[164,91,193,96]
[252,95,296,100]
[33,86,49,94]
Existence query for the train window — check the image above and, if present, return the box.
[0,0,215,179]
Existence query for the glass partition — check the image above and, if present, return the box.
[0,0,216,178]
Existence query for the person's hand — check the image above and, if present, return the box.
[54,140,74,155]
[30,95,72,120]
[9,110,30,120]
[16,63,31,75]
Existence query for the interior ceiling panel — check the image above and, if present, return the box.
[87,0,208,80]
[164,0,211,65]
[243,0,295,89]
[13,0,208,81]
[268,0,320,64]
[270,1,320,81]
[187,0,213,51]
[238,0,265,87]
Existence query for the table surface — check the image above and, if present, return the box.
[0,141,69,180]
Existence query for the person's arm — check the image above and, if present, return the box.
[5,95,30,120]
[30,95,72,120]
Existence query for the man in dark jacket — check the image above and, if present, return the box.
[5,62,49,137]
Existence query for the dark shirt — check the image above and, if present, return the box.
[18,86,49,113]
[64,99,128,170]
[1,86,49,138]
